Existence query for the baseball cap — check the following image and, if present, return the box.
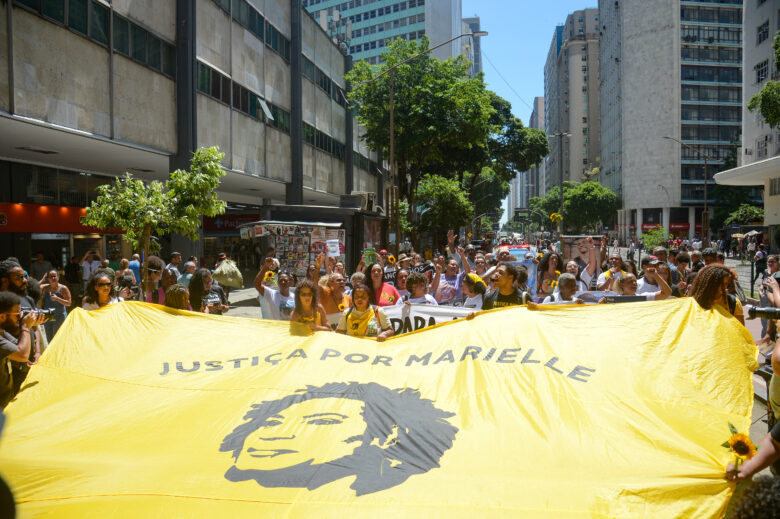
[379,249,388,255]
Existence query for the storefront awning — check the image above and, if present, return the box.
[239,220,343,229]
[713,155,780,186]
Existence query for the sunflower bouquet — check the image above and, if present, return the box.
[721,422,757,472]
[550,212,563,224]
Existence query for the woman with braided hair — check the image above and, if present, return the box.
[690,265,744,324]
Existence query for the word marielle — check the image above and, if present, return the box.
[159,346,597,383]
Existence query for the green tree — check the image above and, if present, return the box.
[564,182,620,233]
[415,175,474,246]
[748,31,780,127]
[642,226,669,250]
[724,204,764,226]
[345,37,494,208]
[83,147,227,292]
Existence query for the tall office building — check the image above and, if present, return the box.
[304,0,463,65]
[544,9,600,196]
[462,16,482,76]
[508,96,546,219]
[599,0,744,240]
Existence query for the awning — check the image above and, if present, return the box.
[713,155,780,186]
[239,220,342,229]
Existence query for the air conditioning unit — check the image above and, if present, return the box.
[350,190,375,211]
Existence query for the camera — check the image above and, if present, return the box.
[745,305,780,320]
[202,293,221,306]
[20,307,55,321]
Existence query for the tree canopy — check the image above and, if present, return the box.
[724,204,764,226]
[415,174,474,239]
[529,181,619,234]
[84,146,227,290]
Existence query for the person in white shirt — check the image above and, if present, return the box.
[461,273,487,310]
[399,272,437,305]
[637,257,662,294]
[254,257,295,320]
[614,270,671,301]
[80,250,102,290]
[542,273,584,304]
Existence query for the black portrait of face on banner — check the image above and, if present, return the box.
[220,382,458,496]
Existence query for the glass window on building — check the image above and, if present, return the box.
[758,20,769,45]
[756,59,769,83]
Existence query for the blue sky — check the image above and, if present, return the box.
[460,1,598,223]
[462,0,597,124]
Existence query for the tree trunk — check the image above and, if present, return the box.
[140,223,151,301]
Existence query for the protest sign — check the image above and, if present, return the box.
[382,303,472,335]
[0,300,756,517]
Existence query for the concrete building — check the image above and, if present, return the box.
[508,96,545,218]
[544,9,600,197]
[0,0,386,269]
[462,16,482,77]
[304,0,463,65]
[599,0,744,241]
[714,0,780,249]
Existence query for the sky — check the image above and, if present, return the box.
[460,0,598,223]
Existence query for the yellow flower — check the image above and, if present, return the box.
[550,212,563,223]
[338,303,345,312]
[264,271,275,281]
[727,433,757,461]
[388,255,396,264]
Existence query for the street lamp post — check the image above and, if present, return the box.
[663,135,723,247]
[550,132,570,235]
[353,31,488,254]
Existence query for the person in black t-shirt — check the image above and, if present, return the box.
[482,263,531,310]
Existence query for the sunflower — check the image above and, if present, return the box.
[338,303,346,312]
[264,271,275,281]
[727,433,757,461]
[388,255,396,264]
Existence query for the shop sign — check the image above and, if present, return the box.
[641,223,662,231]
[669,223,690,231]
[31,233,70,240]
[203,214,260,232]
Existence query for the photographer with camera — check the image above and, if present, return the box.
[0,291,47,408]
[189,268,229,315]
[0,260,44,391]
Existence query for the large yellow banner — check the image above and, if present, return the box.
[0,299,757,518]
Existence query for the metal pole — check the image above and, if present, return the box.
[703,155,709,247]
[389,69,399,254]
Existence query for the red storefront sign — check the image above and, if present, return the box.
[669,223,690,231]
[0,203,108,233]
[203,214,260,233]
[641,223,663,231]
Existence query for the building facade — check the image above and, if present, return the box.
[742,0,780,163]
[544,9,600,196]
[508,96,545,219]
[600,0,745,241]
[714,0,780,250]
[0,0,386,268]
[304,0,463,65]
[462,16,482,76]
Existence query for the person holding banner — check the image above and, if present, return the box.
[483,263,532,310]
[336,284,394,341]
[290,280,331,333]
[597,253,627,291]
